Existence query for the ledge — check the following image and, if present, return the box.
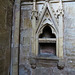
[21,0,75,5]
[39,38,56,43]
[34,56,59,61]
[29,56,64,68]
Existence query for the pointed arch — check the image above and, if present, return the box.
[39,25,56,38]
[38,23,57,38]
[36,2,58,34]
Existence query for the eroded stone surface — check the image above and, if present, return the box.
[0,0,13,75]
[1,0,75,75]
[19,1,75,75]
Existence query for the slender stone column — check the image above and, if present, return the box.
[11,0,20,75]
[32,0,37,56]
[59,14,64,58]
[58,0,64,58]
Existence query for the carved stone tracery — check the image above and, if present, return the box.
[31,0,64,69]
[31,0,64,56]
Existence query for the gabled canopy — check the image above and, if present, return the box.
[36,2,58,34]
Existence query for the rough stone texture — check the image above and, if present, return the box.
[63,2,75,73]
[0,0,13,75]
[1,0,75,75]
[19,1,75,75]
[19,5,32,75]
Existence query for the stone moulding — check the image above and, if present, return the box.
[38,24,57,37]
[31,1,59,57]
[31,0,64,63]
[36,2,58,34]
[29,57,65,69]
[38,38,56,43]
[21,0,75,6]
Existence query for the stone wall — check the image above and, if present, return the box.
[0,0,75,75]
[64,2,75,72]
[19,5,32,75]
[0,0,13,75]
[19,1,75,75]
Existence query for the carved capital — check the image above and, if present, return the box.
[31,10,38,19]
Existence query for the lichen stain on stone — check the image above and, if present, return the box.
[24,18,32,29]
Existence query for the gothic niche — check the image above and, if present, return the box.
[39,25,56,56]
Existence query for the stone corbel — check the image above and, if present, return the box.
[29,57,36,69]
[57,59,65,70]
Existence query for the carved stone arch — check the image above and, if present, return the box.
[36,1,58,34]
[42,19,58,36]
[38,23,57,38]
[31,0,64,59]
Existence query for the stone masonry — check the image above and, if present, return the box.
[0,0,75,75]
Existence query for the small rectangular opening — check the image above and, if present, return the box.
[39,43,56,56]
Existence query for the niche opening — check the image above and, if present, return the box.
[39,26,56,38]
[38,25,56,57]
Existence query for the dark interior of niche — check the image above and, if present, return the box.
[39,26,56,38]
[39,43,56,56]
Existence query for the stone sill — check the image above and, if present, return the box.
[39,38,56,43]
[29,56,60,69]
[35,56,59,61]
